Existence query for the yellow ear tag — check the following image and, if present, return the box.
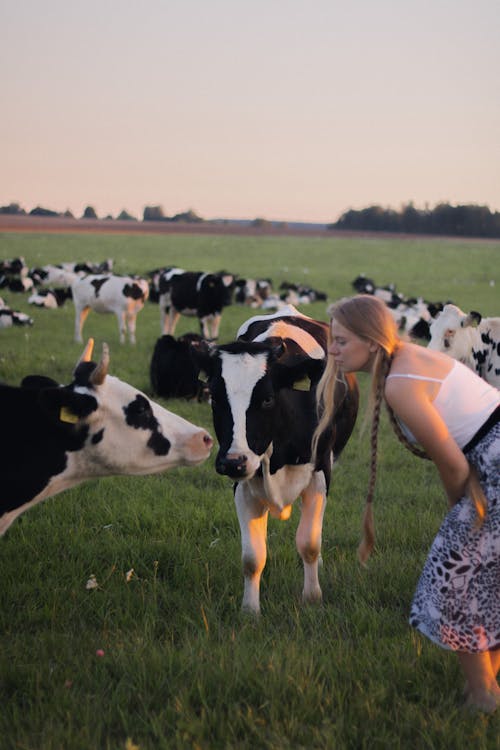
[60,406,79,424]
[292,375,311,391]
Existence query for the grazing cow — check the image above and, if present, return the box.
[159,270,236,340]
[150,332,211,400]
[428,304,500,388]
[0,308,34,328]
[0,338,213,536]
[28,287,73,309]
[72,274,150,344]
[194,305,359,614]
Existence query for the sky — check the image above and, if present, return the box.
[1,0,499,224]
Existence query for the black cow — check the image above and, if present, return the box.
[159,269,236,341]
[150,332,211,400]
[0,339,213,536]
[194,305,359,614]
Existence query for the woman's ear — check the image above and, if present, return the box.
[368,341,379,353]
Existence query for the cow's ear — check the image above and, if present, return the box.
[38,387,98,425]
[462,310,482,328]
[266,336,287,361]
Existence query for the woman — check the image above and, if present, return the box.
[313,294,500,713]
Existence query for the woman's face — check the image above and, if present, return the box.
[328,319,378,373]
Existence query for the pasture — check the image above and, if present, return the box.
[0,230,499,749]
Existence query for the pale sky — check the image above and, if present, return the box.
[1,0,499,224]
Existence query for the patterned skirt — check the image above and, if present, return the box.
[409,422,500,653]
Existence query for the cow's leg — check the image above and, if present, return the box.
[126,310,137,344]
[199,315,211,340]
[165,309,180,335]
[210,312,222,341]
[234,482,268,615]
[74,306,90,343]
[296,471,327,604]
[116,310,127,344]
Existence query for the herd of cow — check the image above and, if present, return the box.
[1,256,499,614]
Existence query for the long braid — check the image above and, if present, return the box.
[357,350,391,565]
[385,403,431,460]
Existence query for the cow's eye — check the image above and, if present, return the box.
[261,396,275,410]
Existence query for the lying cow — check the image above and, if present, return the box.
[72,274,150,344]
[159,269,236,341]
[0,338,213,536]
[194,305,359,614]
[28,287,73,309]
[0,308,34,328]
[428,303,500,388]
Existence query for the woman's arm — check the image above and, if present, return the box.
[385,379,470,506]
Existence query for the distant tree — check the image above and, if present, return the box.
[143,205,166,221]
[117,209,137,221]
[30,206,59,217]
[82,206,98,219]
[252,217,272,228]
[63,209,74,218]
[171,209,203,223]
[0,202,26,215]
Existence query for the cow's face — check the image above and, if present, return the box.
[428,304,481,358]
[41,342,212,476]
[199,340,323,480]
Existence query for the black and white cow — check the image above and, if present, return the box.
[0,338,213,536]
[234,278,274,307]
[28,287,73,309]
[72,274,150,344]
[28,264,79,289]
[428,304,500,388]
[194,305,359,614]
[0,308,34,328]
[150,332,211,400]
[159,269,236,341]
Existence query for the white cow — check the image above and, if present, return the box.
[72,274,150,344]
[428,304,500,388]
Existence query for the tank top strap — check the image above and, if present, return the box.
[385,373,444,383]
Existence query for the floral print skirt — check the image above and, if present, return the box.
[409,423,500,652]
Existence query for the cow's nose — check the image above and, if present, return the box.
[216,453,248,478]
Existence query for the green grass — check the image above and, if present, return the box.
[0,231,499,749]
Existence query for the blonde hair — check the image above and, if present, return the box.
[314,294,488,564]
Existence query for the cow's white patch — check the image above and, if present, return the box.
[237,305,309,338]
[221,351,267,461]
[253,320,324,359]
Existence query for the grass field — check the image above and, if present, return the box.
[0,230,499,749]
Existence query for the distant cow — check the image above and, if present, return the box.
[0,338,213,536]
[194,305,359,614]
[28,265,79,288]
[72,274,150,344]
[0,308,34,328]
[234,278,273,307]
[150,332,211,400]
[159,270,236,341]
[28,288,73,309]
[428,303,500,388]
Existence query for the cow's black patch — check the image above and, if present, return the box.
[122,283,144,300]
[91,428,104,445]
[91,278,109,297]
[147,431,171,455]
[123,394,171,455]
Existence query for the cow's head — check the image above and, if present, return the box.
[428,304,482,358]
[34,339,213,474]
[195,338,324,480]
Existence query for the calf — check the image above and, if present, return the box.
[194,305,359,614]
[150,332,211,400]
[234,278,273,307]
[428,303,500,388]
[0,338,213,536]
[72,274,150,344]
[159,270,236,340]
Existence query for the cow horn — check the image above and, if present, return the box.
[90,343,110,385]
[78,338,95,364]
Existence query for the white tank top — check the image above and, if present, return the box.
[386,360,500,449]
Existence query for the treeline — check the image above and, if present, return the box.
[329,202,500,238]
[0,203,204,224]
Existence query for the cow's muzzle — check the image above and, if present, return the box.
[216,453,249,478]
